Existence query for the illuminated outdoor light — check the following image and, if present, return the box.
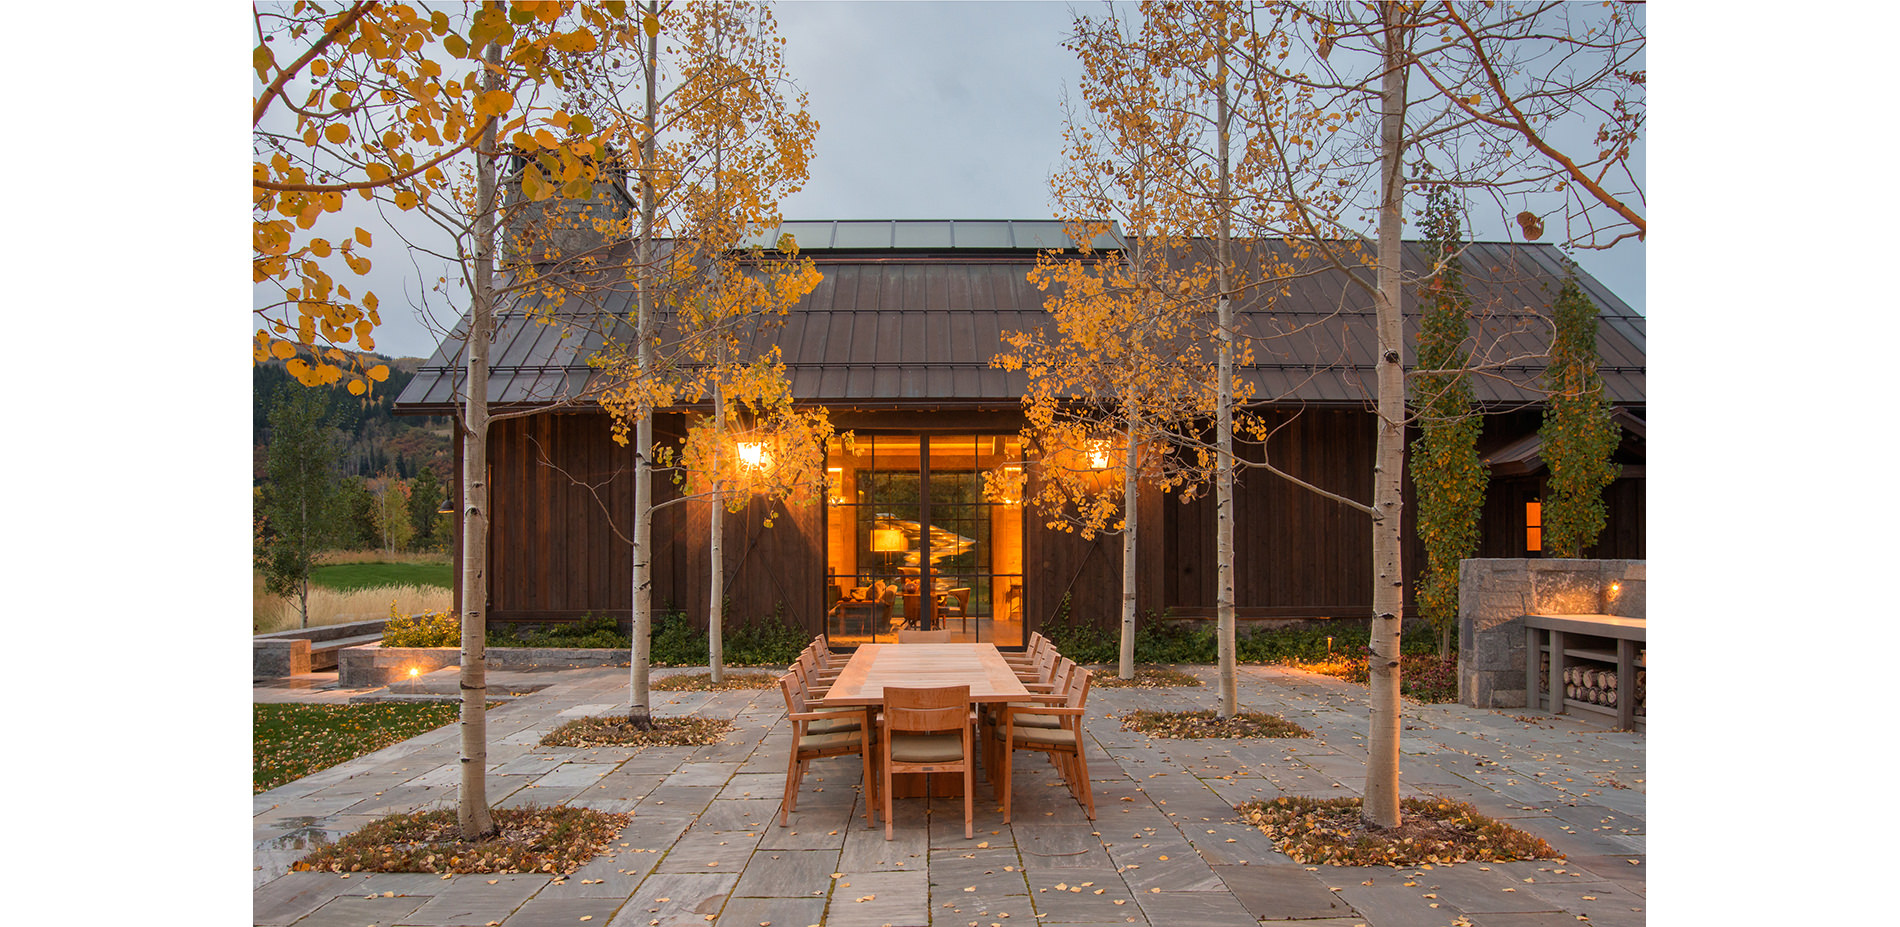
[736,441,772,472]
[408,666,421,679]
[1086,440,1110,470]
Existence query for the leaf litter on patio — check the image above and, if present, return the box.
[292,806,631,875]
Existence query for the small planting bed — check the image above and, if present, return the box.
[1091,665,1203,688]
[1120,709,1310,739]
[652,671,778,691]
[292,806,630,875]
[1237,796,1561,867]
[540,715,735,748]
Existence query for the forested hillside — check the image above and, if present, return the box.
[253,354,454,483]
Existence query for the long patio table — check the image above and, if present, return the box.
[817,643,1031,798]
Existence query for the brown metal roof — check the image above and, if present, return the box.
[394,224,1644,415]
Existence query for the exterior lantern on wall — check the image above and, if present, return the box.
[1525,501,1543,553]
[1086,440,1111,470]
[735,440,772,474]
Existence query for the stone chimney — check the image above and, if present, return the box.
[501,148,634,267]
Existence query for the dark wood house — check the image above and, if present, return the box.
[394,219,1645,649]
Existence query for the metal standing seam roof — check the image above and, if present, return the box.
[393,223,1644,414]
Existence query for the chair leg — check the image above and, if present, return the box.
[963,726,975,839]
[963,760,974,840]
[1071,743,1094,820]
[882,742,895,841]
[781,753,803,827]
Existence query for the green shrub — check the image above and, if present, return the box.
[650,607,704,666]
[721,602,807,666]
[381,604,460,648]
[496,613,628,649]
[1043,599,1443,669]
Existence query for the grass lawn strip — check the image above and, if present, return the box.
[310,561,454,592]
[1090,665,1204,688]
[541,715,735,748]
[255,702,463,794]
[1238,796,1561,867]
[1120,708,1310,739]
[293,806,631,874]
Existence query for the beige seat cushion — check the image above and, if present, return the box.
[1006,712,1063,730]
[798,730,864,752]
[888,731,966,764]
[1008,726,1077,748]
[806,715,863,736]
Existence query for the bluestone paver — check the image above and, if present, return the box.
[255,662,1644,926]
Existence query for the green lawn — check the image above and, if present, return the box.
[254,702,461,793]
[310,561,454,592]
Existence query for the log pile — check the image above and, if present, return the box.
[1539,656,1646,716]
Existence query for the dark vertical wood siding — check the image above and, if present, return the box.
[484,413,824,632]
[479,408,1639,633]
[1160,409,1378,617]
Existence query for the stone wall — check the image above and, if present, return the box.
[1457,559,1645,710]
[253,619,388,678]
[338,645,632,688]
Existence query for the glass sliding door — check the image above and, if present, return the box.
[823,434,1024,648]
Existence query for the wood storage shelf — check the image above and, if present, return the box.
[1525,613,1646,730]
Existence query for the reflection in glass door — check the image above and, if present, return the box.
[823,435,1024,648]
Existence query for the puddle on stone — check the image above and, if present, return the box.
[264,819,337,851]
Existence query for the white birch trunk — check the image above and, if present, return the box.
[1362,5,1411,830]
[1118,421,1138,680]
[455,21,502,841]
[1214,38,1238,719]
[627,3,660,725]
[708,384,726,685]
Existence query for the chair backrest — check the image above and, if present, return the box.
[1046,656,1076,695]
[883,685,969,734]
[778,672,808,714]
[947,588,971,610]
[791,652,827,693]
[1064,663,1091,709]
[899,629,952,643]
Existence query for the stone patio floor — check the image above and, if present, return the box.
[254,662,1645,926]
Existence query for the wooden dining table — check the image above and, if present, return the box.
[817,643,1030,707]
[817,643,1030,797]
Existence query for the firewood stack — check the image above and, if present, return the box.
[1538,655,1646,717]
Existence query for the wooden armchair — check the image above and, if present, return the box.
[991,665,1094,824]
[879,684,977,840]
[778,673,878,828]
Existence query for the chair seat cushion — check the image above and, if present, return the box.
[806,715,863,736]
[888,731,966,764]
[1009,726,1078,748]
[1008,712,1064,729]
[798,729,864,752]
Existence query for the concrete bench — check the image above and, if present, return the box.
[309,633,386,671]
[253,619,388,678]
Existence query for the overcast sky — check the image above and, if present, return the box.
[346,0,1644,360]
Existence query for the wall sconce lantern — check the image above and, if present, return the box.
[1525,501,1542,553]
[735,440,772,473]
[1086,440,1110,471]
